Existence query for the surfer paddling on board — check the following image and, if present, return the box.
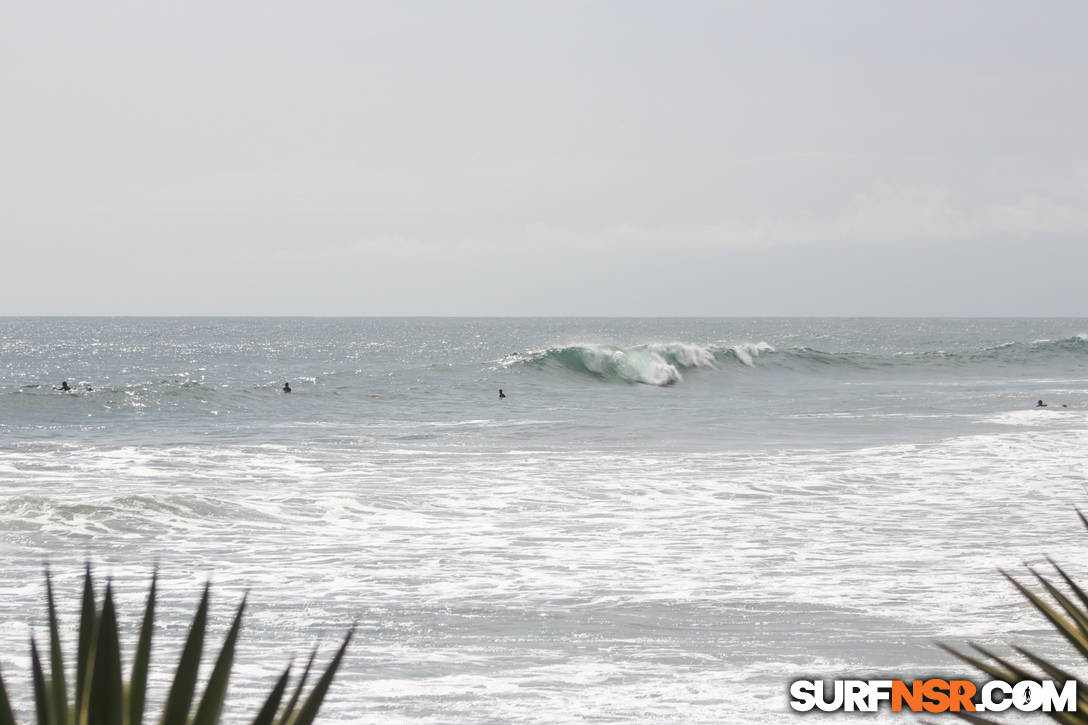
[58,381,70,392]
[1036,399,1047,407]
[283,382,291,393]
[498,389,506,399]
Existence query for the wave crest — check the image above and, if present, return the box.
[498,334,1086,385]
[503,342,775,386]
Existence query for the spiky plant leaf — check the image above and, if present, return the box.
[45,571,69,725]
[1001,570,1088,661]
[1046,558,1088,620]
[31,636,52,725]
[945,522,1088,725]
[0,666,16,725]
[128,571,157,725]
[75,564,98,721]
[87,584,123,725]
[944,643,1086,725]
[250,666,291,725]
[289,629,353,725]
[962,643,1088,724]
[937,643,1017,684]
[968,642,1045,685]
[1010,645,1088,710]
[191,596,246,725]
[275,650,315,725]
[1075,506,1088,532]
[10,569,350,725]
[1028,568,1088,641]
[159,584,210,725]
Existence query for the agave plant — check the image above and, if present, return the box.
[0,566,352,725]
[940,508,1088,724]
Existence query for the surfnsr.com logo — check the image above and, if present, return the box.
[789,678,1077,714]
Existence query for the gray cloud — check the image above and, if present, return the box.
[3,0,1086,315]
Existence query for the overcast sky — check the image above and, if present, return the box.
[3,1,1087,316]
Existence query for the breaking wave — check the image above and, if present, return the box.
[499,342,775,386]
[498,335,1088,386]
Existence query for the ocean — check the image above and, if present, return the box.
[1,317,1087,722]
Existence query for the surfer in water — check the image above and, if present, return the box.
[498,388,506,399]
[1036,399,1047,407]
[59,381,70,392]
[283,382,291,393]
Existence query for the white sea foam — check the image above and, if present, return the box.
[3,317,1088,723]
[730,341,776,367]
[1,422,1087,722]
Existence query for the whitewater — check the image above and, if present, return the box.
[1,317,1087,722]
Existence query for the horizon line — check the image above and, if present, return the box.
[3,314,1088,320]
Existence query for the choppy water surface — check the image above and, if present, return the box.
[1,318,1087,722]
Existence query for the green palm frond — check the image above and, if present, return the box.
[127,572,156,725]
[74,566,97,722]
[160,583,210,725]
[0,667,15,725]
[0,568,350,725]
[275,649,315,725]
[942,512,1088,724]
[250,665,292,725]
[28,639,48,725]
[191,595,246,725]
[43,573,67,725]
[87,583,124,725]
[287,629,353,725]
